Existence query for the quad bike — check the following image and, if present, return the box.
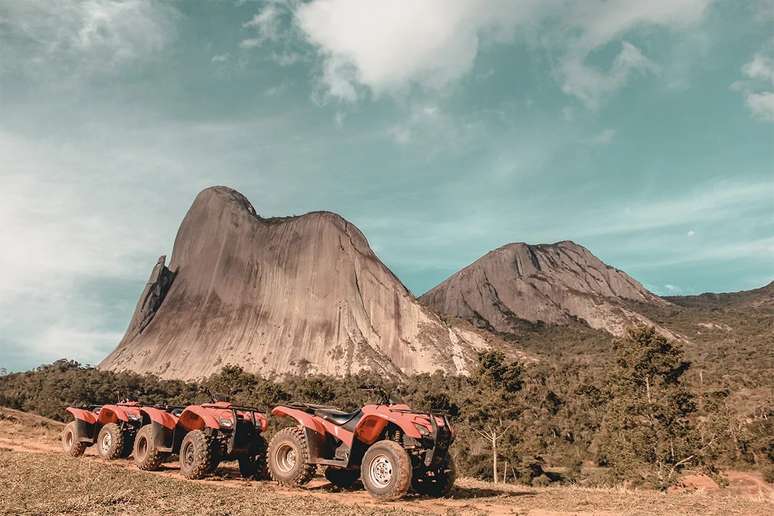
[268,388,456,500]
[131,401,269,480]
[62,401,143,460]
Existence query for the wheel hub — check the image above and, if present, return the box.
[101,432,112,452]
[369,455,393,488]
[184,443,195,466]
[276,444,297,473]
[137,437,147,458]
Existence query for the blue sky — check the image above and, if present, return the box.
[0,0,772,371]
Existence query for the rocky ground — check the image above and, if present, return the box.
[0,407,771,515]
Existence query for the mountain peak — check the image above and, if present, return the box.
[100,187,492,380]
[421,241,669,337]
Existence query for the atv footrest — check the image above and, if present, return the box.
[312,458,350,467]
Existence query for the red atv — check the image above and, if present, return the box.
[131,401,269,480]
[62,401,143,460]
[268,388,456,500]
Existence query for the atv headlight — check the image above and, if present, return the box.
[413,423,430,436]
[128,414,141,422]
[219,418,233,428]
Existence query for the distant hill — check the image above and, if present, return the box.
[666,281,774,310]
[420,241,672,337]
[635,281,774,392]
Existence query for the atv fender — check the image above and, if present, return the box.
[354,414,423,445]
[97,405,140,425]
[66,408,98,444]
[66,407,98,425]
[140,407,178,431]
[140,407,179,450]
[271,407,327,435]
[177,406,221,431]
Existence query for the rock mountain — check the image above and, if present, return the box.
[99,187,493,380]
[420,241,669,337]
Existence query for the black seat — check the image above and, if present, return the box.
[314,408,362,426]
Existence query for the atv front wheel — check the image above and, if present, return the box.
[179,430,217,479]
[62,422,88,457]
[97,423,126,460]
[133,424,169,471]
[267,427,315,486]
[361,440,411,501]
[412,455,457,497]
[324,467,359,489]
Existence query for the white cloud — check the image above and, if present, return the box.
[240,38,261,49]
[734,45,774,122]
[240,1,306,68]
[0,0,177,75]
[560,42,659,110]
[386,103,482,151]
[743,53,774,83]
[554,0,710,107]
[687,230,696,237]
[745,92,774,121]
[295,0,538,101]
[35,327,125,367]
[291,0,711,104]
[586,128,617,145]
[757,0,774,20]
[579,180,774,238]
[211,53,230,63]
[243,3,283,43]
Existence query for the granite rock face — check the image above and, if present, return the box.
[420,241,670,337]
[99,187,491,380]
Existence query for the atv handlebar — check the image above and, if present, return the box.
[359,386,395,404]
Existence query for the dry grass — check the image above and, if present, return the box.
[454,478,774,515]
[1,450,772,516]
[0,450,410,516]
[0,406,771,515]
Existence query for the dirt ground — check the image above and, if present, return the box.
[0,407,772,515]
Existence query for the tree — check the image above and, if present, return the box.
[597,326,702,488]
[464,351,523,483]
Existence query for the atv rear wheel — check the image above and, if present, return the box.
[97,423,126,460]
[179,430,217,479]
[412,455,457,497]
[238,435,269,480]
[361,440,411,501]
[267,427,315,486]
[62,422,88,457]
[133,424,169,471]
[324,467,359,489]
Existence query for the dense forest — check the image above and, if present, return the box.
[1,327,771,489]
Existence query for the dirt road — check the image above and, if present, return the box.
[1,407,772,515]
